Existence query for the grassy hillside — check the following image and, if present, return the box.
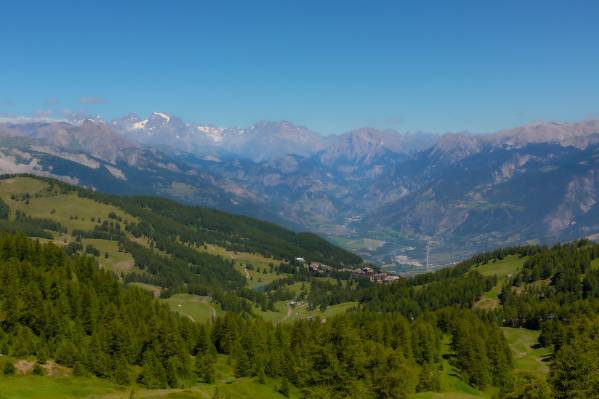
[0,175,361,319]
[164,294,222,323]
[202,244,288,290]
[409,336,495,399]
[472,255,526,310]
[255,300,358,323]
[82,238,134,272]
[0,174,371,345]
[0,376,120,399]
[472,255,553,380]
[0,368,300,399]
[0,175,361,266]
[0,177,135,231]
[410,327,553,399]
[501,328,551,378]
[78,189,362,268]
[473,255,525,278]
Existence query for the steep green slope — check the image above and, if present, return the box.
[0,175,361,266]
[472,255,526,310]
[501,328,551,378]
[0,175,361,315]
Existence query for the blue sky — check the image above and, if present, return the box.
[1,0,598,134]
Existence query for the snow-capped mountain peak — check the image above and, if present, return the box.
[196,125,224,142]
[151,112,171,122]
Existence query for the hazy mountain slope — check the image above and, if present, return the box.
[3,115,599,268]
[0,120,295,229]
[364,143,599,263]
[112,114,328,161]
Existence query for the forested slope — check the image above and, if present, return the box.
[0,233,510,398]
[0,175,361,314]
[0,175,361,267]
[0,175,598,398]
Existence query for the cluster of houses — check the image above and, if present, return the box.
[349,266,401,283]
[295,258,400,284]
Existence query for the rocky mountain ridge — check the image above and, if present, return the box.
[1,114,599,269]
[110,112,437,162]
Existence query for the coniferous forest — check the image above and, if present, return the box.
[0,176,597,398]
[0,233,511,397]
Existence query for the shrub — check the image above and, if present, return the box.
[3,361,15,375]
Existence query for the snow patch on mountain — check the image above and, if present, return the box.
[152,112,171,122]
[196,125,224,142]
[132,120,148,130]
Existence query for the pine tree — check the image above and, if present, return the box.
[166,356,182,388]
[194,325,210,356]
[195,354,215,383]
[234,346,251,378]
[417,362,441,392]
[140,350,167,388]
[113,357,131,386]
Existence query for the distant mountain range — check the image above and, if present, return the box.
[110,112,436,162]
[1,112,599,270]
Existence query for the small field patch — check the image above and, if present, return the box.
[0,376,120,399]
[473,255,526,310]
[2,192,135,232]
[256,300,358,323]
[501,327,552,378]
[82,238,134,272]
[129,282,163,297]
[0,177,49,197]
[410,336,491,399]
[163,293,222,323]
[473,255,525,278]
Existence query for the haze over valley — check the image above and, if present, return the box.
[1,113,599,271]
